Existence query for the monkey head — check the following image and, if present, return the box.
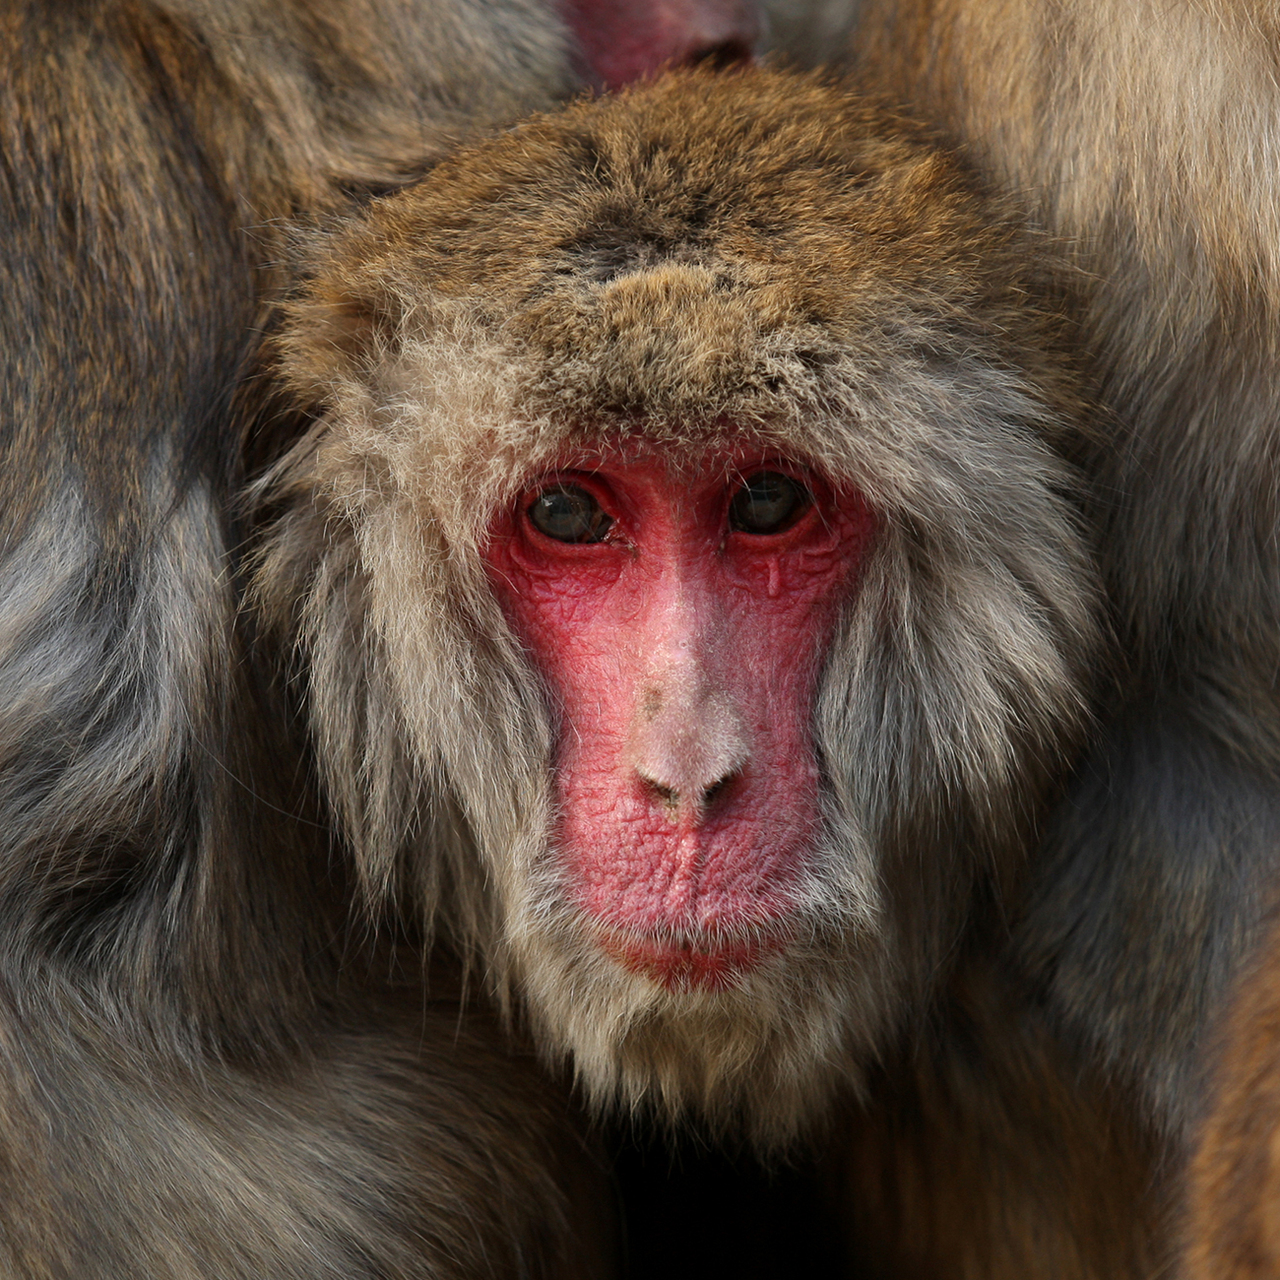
[257,69,1102,1145]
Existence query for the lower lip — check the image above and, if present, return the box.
[600,930,785,993]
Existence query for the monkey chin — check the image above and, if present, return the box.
[498,827,892,1150]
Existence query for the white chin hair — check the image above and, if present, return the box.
[497,834,893,1150]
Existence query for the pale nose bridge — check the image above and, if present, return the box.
[628,579,748,809]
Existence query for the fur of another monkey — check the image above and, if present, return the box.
[1184,906,1280,1280]
[0,2,767,1275]
[255,66,1106,1180]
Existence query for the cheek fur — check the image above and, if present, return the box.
[482,446,875,988]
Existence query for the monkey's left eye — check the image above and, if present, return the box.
[728,472,812,535]
[527,484,614,543]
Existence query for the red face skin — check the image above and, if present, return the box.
[560,0,760,90]
[483,443,875,992]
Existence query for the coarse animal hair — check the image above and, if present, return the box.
[738,0,1280,1268]
[254,67,1105,1147]
[0,0,580,1059]
[1182,904,1280,1280]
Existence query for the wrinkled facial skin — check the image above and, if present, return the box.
[483,440,875,993]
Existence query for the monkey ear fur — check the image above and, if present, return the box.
[280,262,407,394]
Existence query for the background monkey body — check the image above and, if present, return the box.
[1184,909,1280,1280]
[0,2,763,1274]
[259,67,1138,1273]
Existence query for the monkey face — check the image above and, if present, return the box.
[483,442,876,992]
[260,68,1103,1143]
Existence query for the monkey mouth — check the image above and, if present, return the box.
[596,925,787,993]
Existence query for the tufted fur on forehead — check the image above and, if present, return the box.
[253,67,1105,1139]
[275,66,1092,518]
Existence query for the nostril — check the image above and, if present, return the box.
[639,773,736,814]
[700,773,736,808]
[631,682,749,816]
[687,39,754,71]
[646,779,679,807]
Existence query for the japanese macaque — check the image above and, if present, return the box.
[253,64,1117,1270]
[0,2,762,1275]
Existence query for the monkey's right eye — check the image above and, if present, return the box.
[527,484,614,543]
[728,471,811,535]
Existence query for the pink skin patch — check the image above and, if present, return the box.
[560,0,760,90]
[483,441,875,991]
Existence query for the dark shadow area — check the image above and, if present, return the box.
[608,1125,849,1279]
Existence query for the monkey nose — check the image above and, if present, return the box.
[630,684,748,817]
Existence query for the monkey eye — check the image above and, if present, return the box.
[728,472,812,535]
[527,484,614,543]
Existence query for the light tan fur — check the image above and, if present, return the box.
[849,0,1280,670]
